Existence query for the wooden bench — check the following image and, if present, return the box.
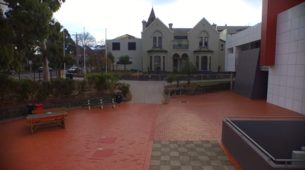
[26,107,67,134]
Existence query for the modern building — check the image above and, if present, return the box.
[107,8,249,72]
[225,1,305,115]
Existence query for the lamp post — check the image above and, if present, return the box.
[83,27,86,76]
[105,28,107,73]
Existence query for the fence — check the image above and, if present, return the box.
[116,74,233,81]
[12,69,64,81]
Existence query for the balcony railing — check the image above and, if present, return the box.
[172,44,189,49]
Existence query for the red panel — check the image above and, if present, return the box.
[260,0,305,65]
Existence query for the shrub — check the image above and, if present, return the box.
[86,73,119,93]
[15,78,36,102]
[119,83,130,96]
[51,78,75,99]
[166,74,176,84]
[36,81,52,101]
[76,79,87,95]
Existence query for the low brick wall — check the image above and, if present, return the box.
[0,95,117,122]
[164,83,231,97]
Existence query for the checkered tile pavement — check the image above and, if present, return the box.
[150,141,235,170]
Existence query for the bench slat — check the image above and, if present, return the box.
[32,107,66,114]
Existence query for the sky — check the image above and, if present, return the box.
[53,0,262,43]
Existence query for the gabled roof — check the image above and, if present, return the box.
[113,34,140,40]
[188,17,219,34]
[143,18,174,34]
[146,8,156,27]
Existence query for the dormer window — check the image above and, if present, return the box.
[199,37,203,47]
[153,37,157,47]
[158,37,162,47]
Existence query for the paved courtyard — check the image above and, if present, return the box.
[0,90,302,170]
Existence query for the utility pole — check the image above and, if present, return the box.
[84,27,86,76]
[105,28,107,73]
[63,30,66,79]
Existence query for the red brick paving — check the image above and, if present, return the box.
[0,91,303,170]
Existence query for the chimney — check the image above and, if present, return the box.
[142,20,147,31]
[169,23,173,30]
[212,23,217,29]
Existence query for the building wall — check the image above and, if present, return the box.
[267,2,305,115]
[260,0,305,66]
[188,18,221,72]
[107,39,142,71]
[142,18,174,72]
[225,23,261,71]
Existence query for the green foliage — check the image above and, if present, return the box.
[15,79,36,102]
[51,78,75,99]
[193,81,229,87]
[182,60,198,85]
[119,83,130,96]
[166,74,176,84]
[119,55,131,71]
[76,80,87,95]
[36,81,52,101]
[86,73,119,93]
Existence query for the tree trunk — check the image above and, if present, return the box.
[43,57,50,81]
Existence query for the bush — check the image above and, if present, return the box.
[15,78,36,102]
[119,83,130,96]
[76,79,87,95]
[37,81,52,101]
[86,73,119,93]
[166,74,176,84]
[51,78,75,99]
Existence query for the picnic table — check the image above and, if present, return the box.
[26,107,67,134]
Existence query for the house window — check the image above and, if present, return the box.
[154,56,161,70]
[150,56,152,71]
[128,42,136,50]
[153,37,157,47]
[199,37,203,47]
[196,56,199,69]
[116,58,120,64]
[201,56,208,70]
[129,57,132,64]
[112,42,120,50]
[204,37,208,47]
[221,44,224,50]
[158,37,162,47]
[163,56,165,71]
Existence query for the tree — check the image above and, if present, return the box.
[182,60,198,86]
[119,55,131,71]
[1,0,65,81]
[107,52,115,71]
[77,32,96,48]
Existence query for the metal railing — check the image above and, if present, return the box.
[225,116,305,166]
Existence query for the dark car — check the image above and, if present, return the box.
[0,70,15,75]
[37,67,52,72]
[67,66,81,73]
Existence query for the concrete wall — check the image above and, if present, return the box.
[225,23,262,71]
[222,120,305,170]
[267,2,305,115]
[107,39,142,71]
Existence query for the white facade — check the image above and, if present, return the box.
[267,2,305,115]
[225,23,261,71]
[107,38,142,71]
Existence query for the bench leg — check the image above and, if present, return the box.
[62,117,65,129]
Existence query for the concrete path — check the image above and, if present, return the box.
[120,80,165,104]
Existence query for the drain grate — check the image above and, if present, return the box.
[180,101,188,103]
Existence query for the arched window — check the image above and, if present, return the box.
[196,56,199,69]
[198,30,209,47]
[201,56,208,70]
[154,56,161,70]
[209,56,211,70]
[150,56,152,71]
[152,31,163,48]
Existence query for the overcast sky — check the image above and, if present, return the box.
[53,0,262,42]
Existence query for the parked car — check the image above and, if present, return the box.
[37,67,52,73]
[67,66,81,73]
[0,70,15,75]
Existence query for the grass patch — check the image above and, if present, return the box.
[193,81,229,87]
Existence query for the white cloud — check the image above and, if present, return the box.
[54,0,262,41]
